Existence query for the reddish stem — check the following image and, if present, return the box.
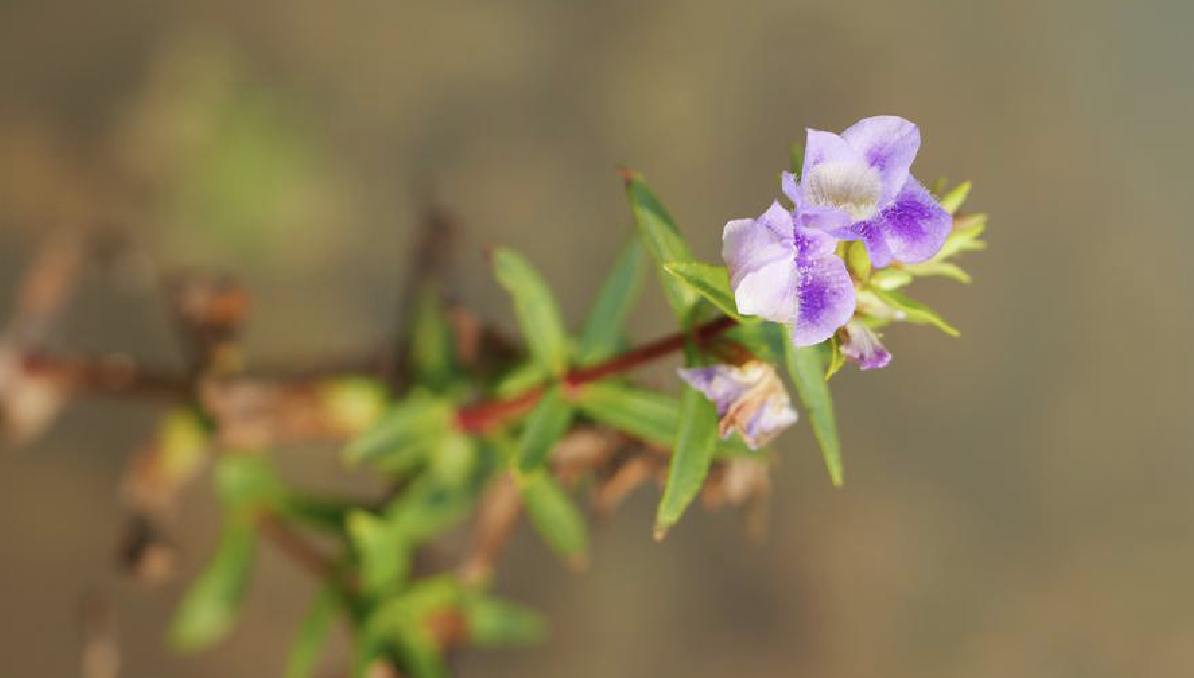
[454,315,736,433]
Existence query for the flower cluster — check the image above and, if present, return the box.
[692,116,969,447]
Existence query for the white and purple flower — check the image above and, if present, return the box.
[782,115,951,269]
[723,201,856,346]
[839,320,891,371]
[677,361,798,450]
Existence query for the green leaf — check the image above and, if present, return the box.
[788,141,804,173]
[409,286,458,392]
[784,333,843,486]
[284,589,338,678]
[491,247,569,377]
[517,386,575,471]
[937,213,988,259]
[654,385,719,538]
[168,512,257,650]
[870,269,914,291]
[492,360,548,398]
[870,288,960,337]
[343,393,453,467]
[662,261,753,322]
[902,260,972,284]
[348,510,410,596]
[576,238,645,365]
[464,595,546,647]
[938,180,971,214]
[519,471,587,565]
[574,381,680,448]
[621,169,700,323]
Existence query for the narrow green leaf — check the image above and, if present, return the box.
[491,247,569,377]
[788,141,804,174]
[870,288,960,337]
[621,169,700,323]
[517,386,575,471]
[654,386,719,537]
[576,238,645,365]
[783,332,843,486]
[409,286,457,392]
[519,471,587,565]
[348,510,410,595]
[284,589,338,678]
[343,393,452,467]
[168,512,257,650]
[902,261,972,284]
[870,269,914,291]
[938,180,972,214]
[662,261,753,322]
[937,213,988,259]
[574,381,680,448]
[464,595,546,647]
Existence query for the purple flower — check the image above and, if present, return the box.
[781,116,951,268]
[678,361,798,450]
[723,202,856,346]
[840,320,891,370]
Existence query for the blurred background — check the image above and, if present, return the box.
[1,0,1192,676]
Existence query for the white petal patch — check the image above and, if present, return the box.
[802,161,883,222]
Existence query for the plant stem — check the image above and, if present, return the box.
[454,315,736,433]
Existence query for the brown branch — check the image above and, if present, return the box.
[454,315,737,433]
[257,512,343,586]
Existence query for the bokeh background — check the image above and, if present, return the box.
[2,1,1192,676]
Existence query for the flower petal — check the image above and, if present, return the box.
[801,129,860,181]
[677,366,748,417]
[722,205,798,322]
[869,177,951,265]
[841,116,921,203]
[840,320,892,370]
[792,255,856,346]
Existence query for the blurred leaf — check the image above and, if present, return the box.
[937,213,988,259]
[284,588,338,678]
[359,578,460,678]
[517,386,575,471]
[938,180,972,214]
[491,247,569,377]
[576,238,646,365]
[788,141,804,174]
[519,471,587,564]
[464,595,546,647]
[655,385,719,537]
[870,288,960,337]
[784,333,843,486]
[621,169,700,324]
[343,393,453,468]
[168,511,256,650]
[870,269,913,291]
[321,378,388,435]
[574,381,679,448]
[662,261,753,322]
[348,510,410,596]
[902,260,972,283]
[492,360,548,399]
[409,286,458,392]
[724,319,787,364]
